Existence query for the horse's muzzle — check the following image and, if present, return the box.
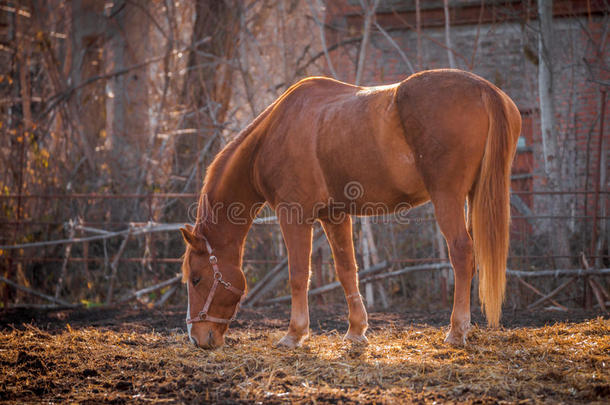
[190,329,221,349]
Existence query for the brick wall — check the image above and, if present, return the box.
[324,1,607,232]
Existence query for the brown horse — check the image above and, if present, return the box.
[180,69,521,349]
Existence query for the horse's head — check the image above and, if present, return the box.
[180,224,246,349]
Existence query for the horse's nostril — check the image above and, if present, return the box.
[208,330,214,346]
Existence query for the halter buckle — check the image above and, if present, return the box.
[209,255,218,264]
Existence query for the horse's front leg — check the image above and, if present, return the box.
[276,220,313,349]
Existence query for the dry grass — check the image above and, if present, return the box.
[0,317,608,404]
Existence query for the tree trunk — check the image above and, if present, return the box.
[355,0,379,86]
[178,0,242,189]
[104,0,151,195]
[443,0,456,68]
[440,0,455,303]
[355,0,387,308]
[416,0,422,70]
[70,0,106,156]
[537,0,571,268]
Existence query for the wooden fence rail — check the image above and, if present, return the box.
[1,216,608,311]
[2,266,609,310]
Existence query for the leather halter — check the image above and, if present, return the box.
[186,236,245,325]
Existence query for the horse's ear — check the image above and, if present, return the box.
[180,226,204,252]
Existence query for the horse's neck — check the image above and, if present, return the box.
[201,216,250,266]
[201,138,263,256]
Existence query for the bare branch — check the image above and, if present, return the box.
[0,276,75,307]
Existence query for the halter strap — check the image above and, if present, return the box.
[186,235,245,325]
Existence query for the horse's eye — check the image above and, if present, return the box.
[192,276,201,286]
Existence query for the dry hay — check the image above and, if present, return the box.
[0,318,608,404]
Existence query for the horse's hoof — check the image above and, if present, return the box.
[343,333,369,345]
[444,332,467,346]
[275,334,306,349]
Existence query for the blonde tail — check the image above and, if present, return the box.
[472,91,519,327]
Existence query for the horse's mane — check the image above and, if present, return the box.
[184,84,301,282]
[182,124,256,282]
[194,126,257,231]
[201,76,348,209]
[182,101,278,283]
[182,117,261,281]
[202,130,249,193]
[195,100,277,232]
[181,245,191,282]
[202,101,276,193]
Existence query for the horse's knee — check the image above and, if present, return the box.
[449,235,472,255]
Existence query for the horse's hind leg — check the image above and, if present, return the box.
[276,220,313,349]
[321,217,368,343]
[431,193,475,345]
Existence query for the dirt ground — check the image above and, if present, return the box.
[0,303,608,404]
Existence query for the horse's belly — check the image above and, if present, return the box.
[315,140,428,218]
[321,151,429,218]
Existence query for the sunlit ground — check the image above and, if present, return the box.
[1,318,608,403]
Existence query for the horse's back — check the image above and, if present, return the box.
[253,70,519,216]
[254,76,425,211]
